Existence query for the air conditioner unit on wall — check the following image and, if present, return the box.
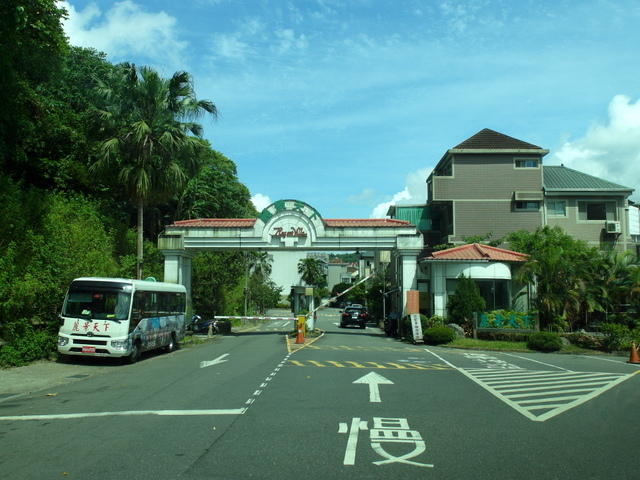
[605,221,621,234]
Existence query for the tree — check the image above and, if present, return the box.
[297,257,326,287]
[446,273,486,326]
[248,277,282,315]
[90,64,217,278]
[173,146,257,220]
[192,252,245,317]
[244,251,273,315]
[506,226,602,330]
[0,0,68,172]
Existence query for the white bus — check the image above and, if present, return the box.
[57,277,187,363]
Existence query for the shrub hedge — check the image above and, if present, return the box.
[527,332,562,352]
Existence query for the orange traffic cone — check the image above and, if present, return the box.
[295,326,305,344]
[628,341,640,364]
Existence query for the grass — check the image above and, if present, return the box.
[447,338,529,352]
[444,337,604,355]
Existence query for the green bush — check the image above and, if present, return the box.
[423,326,457,345]
[526,332,562,352]
[563,333,604,351]
[600,323,637,351]
[426,315,446,328]
[0,319,57,367]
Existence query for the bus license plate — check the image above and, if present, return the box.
[82,346,96,354]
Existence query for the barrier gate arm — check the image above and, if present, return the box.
[308,272,375,318]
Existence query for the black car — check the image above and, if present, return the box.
[340,306,369,329]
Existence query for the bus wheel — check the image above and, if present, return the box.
[165,333,176,353]
[125,340,141,364]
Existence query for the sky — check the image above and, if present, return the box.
[58,0,640,219]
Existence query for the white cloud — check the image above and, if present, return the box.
[59,1,187,68]
[369,168,431,218]
[370,189,411,219]
[212,33,251,60]
[548,95,640,200]
[251,193,272,212]
[272,29,308,55]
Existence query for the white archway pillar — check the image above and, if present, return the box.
[399,250,419,316]
[396,234,423,317]
[162,249,194,298]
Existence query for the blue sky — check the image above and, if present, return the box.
[59,0,640,219]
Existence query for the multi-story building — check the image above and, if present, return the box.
[398,128,636,254]
[388,128,638,317]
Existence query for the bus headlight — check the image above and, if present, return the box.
[57,336,69,347]
[110,339,129,351]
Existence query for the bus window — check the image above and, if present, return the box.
[143,292,157,318]
[63,290,130,320]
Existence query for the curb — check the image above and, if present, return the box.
[286,329,325,353]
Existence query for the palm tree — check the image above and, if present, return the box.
[297,257,325,287]
[90,64,217,278]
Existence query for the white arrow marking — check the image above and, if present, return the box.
[353,371,394,402]
[200,353,229,368]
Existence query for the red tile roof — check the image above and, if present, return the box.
[171,218,256,228]
[426,243,528,262]
[169,218,413,228]
[324,219,413,227]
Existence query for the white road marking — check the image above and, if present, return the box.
[200,353,230,368]
[353,371,394,402]
[425,348,634,422]
[500,352,573,371]
[0,409,247,421]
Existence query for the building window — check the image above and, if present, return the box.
[434,159,452,176]
[547,201,566,216]
[515,201,540,211]
[515,159,539,168]
[445,279,511,311]
[476,280,511,311]
[578,201,615,221]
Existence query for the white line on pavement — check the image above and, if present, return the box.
[0,408,247,421]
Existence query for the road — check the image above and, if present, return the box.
[1,308,639,479]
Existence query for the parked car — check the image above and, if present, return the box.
[340,306,369,329]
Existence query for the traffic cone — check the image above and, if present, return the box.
[628,341,640,364]
[295,326,305,344]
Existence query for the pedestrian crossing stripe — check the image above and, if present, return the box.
[461,368,634,422]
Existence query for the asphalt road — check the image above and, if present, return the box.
[1,308,638,480]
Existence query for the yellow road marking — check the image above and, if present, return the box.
[363,362,387,369]
[345,361,366,368]
[286,361,451,370]
[386,363,409,369]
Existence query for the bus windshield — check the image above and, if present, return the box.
[63,289,131,321]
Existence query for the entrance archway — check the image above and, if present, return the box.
[158,199,423,315]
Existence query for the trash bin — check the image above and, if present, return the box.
[217,320,232,335]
